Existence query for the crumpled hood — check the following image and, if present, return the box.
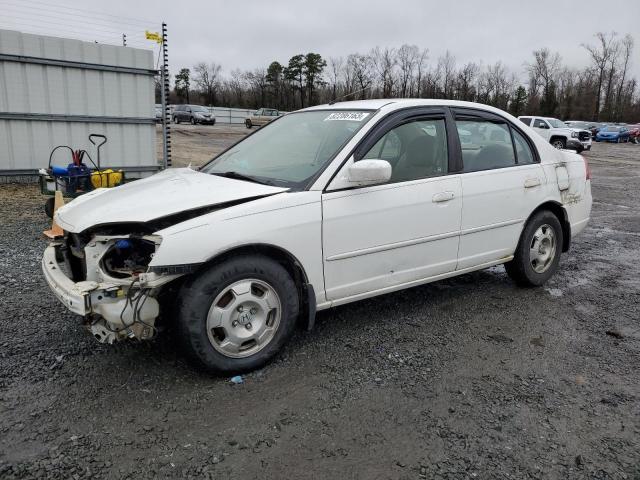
[55,168,288,233]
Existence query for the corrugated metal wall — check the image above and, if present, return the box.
[0,29,158,175]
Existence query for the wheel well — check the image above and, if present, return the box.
[549,135,566,144]
[196,244,311,326]
[527,201,571,252]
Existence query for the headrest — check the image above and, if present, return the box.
[405,135,435,166]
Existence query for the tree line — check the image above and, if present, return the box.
[162,31,639,123]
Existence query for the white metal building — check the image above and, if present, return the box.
[0,29,158,176]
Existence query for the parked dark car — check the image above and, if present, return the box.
[627,124,640,143]
[595,126,630,143]
[172,105,216,125]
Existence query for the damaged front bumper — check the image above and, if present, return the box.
[42,245,91,316]
[42,242,180,344]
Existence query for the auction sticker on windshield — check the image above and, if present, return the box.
[324,112,370,121]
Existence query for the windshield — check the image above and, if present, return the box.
[202,110,372,188]
[191,106,208,112]
[548,118,566,128]
[604,126,621,132]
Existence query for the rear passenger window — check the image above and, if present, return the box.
[519,117,532,126]
[512,129,535,164]
[455,120,515,172]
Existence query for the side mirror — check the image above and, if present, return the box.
[347,159,392,186]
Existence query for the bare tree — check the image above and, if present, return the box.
[614,34,633,120]
[438,51,456,98]
[371,47,397,98]
[456,62,479,101]
[414,49,429,97]
[193,62,222,106]
[328,56,344,101]
[397,44,418,98]
[527,48,561,94]
[244,69,268,108]
[347,53,373,99]
[582,32,618,120]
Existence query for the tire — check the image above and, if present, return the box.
[616,137,621,143]
[190,117,196,125]
[245,119,252,129]
[173,116,179,124]
[44,197,55,219]
[177,255,299,374]
[551,138,565,149]
[505,210,564,287]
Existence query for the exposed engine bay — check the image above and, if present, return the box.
[53,228,181,344]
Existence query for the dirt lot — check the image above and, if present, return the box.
[1,141,639,479]
[156,124,250,168]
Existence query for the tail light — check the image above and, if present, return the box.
[584,156,592,181]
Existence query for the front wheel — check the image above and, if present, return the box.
[173,116,179,124]
[245,119,252,129]
[551,138,565,149]
[190,117,196,125]
[505,210,563,287]
[177,255,300,374]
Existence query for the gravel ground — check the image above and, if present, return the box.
[1,142,639,479]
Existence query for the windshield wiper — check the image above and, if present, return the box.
[210,171,268,185]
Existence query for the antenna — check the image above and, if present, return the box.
[329,85,370,105]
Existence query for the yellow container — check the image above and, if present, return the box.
[91,169,123,188]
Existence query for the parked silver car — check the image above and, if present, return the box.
[172,105,216,125]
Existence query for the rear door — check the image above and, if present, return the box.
[452,108,547,269]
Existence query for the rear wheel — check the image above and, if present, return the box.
[505,210,563,287]
[551,138,566,149]
[190,117,196,125]
[245,119,252,129]
[173,116,179,124]
[177,255,299,374]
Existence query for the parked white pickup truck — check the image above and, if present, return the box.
[518,116,592,153]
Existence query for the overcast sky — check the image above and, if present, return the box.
[2,0,639,82]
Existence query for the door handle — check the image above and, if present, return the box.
[432,191,455,203]
[524,177,541,188]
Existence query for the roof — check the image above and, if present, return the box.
[303,98,524,117]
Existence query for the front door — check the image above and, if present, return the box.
[322,113,462,301]
[531,117,551,141]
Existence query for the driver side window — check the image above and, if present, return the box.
[361,119,448,183]
[533,119,548,129]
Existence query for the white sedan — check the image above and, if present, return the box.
[43,99,592,373]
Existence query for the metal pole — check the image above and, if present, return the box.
[122,33,127,47]
[161,22,171,168]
